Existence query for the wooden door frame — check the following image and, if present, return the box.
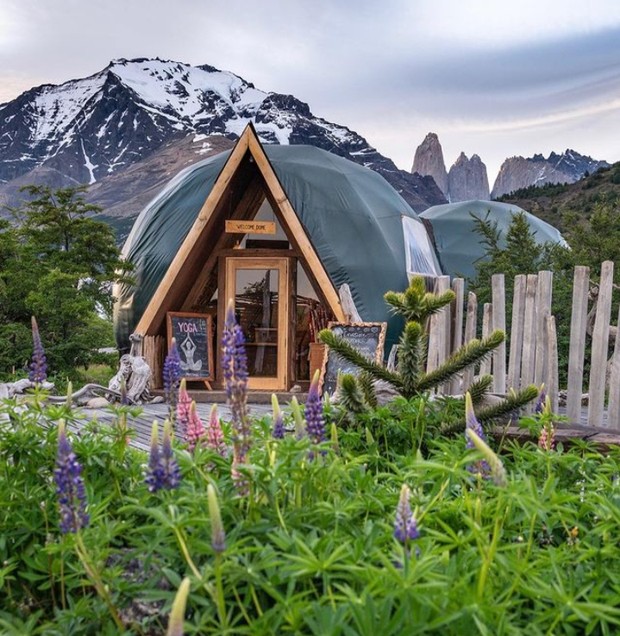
[219,255,293,391]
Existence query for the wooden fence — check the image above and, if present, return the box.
[427,261,619,429]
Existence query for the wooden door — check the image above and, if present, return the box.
[221,256,292,390]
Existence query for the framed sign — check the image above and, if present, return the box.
[166,312,214,381]
[320,322,387,395]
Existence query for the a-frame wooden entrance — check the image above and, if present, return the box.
[134,124,346,391]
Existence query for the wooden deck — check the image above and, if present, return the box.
[62,400,620,455]
[69,402,272,452]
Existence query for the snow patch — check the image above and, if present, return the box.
[80,138,97,184]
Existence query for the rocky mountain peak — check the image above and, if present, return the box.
[412,132,448,196]
[447,152,490,202]
[412,134,490,202]
[492,149,609,198]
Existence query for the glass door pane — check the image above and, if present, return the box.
[223,256,290,390]
[235,268,279,378]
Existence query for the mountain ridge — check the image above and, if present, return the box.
[0,57,446,215]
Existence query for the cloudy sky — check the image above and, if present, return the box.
[1,0,620,182]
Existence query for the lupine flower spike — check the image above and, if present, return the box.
[29,316,48,385]
[290,396,306,439]
[146,420,181,492]
[166,577,190,636]
[206,404,227,457]
[54,420,89,534]
[186,401,206,452]
[271,394,285,439]
[305,370,326,455]
[538,395,556,451]
[207,484,226,554]
[465,391,491,479]
[466,428,507,487]
[222,300,251,494]
[163,339,182,412]
[145,422,164,493]
[394,484,419,545]
[176,379,192,436]
[161,419,181,489]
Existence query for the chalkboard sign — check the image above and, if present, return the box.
[320,322,387,395]
[166,312,214,381]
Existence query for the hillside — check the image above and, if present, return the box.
[497,162,620,231]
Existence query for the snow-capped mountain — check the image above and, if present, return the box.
[491,150,609,198]
[0,57,445,212]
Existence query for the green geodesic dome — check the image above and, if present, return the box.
[420,200,567,280]
[113,144,442,351]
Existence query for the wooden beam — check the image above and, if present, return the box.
[247,133,345,322]
[134,131,251,337]
[182,174,266,311]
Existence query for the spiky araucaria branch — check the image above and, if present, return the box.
[384,276,455,323]
[416,331,505,393]
[475,384,539,424]
[319,329,402,389]
[397,321,426,397]
[467,375,493,405]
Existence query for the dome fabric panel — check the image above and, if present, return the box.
[420,200,567,280]
[114,144,442,351]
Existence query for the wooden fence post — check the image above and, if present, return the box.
[566,266,590,423]
[480,303,493,378]
[607,303,620,429]
[534,271,553,388]
[462,291,478,391]
[520,274,538,397]
[450,278,465,394]
[427,275,451,376]
[507,274,526,391]
[546,315,559,414]
[491,274,506,394]
[588,260,614,427]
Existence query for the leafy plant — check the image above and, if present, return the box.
[2,394,620,634]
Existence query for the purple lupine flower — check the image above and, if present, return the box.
[145,422,165,493]
[161,419,181,489]
[305,370,326,451]
[534,384,546,415]
[394,484,419,545]
[222,301,251,493]
[465,392,491,479]
[186,402,206,453]
[206,404,227,457]
[163,339,182,409]
[176,379,192,437]
[145,421,181,492]
[271,394,285,440]
[54,421,89,534]
[29,316,47,385]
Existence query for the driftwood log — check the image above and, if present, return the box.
[0,354,162,407]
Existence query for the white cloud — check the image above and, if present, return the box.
[1,0,619,187]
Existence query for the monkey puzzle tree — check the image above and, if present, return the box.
[319,276,538,427]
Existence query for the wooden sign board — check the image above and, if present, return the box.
[225,220,276,235]
[166,312,214,381]
[320,322,387,395]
